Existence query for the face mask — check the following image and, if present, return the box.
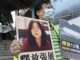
[43,8,54,20]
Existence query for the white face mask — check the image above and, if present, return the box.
[44,8,54,20]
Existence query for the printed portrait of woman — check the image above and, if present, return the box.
[18,19,52,52]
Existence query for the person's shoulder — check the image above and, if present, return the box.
[22,36,30,52]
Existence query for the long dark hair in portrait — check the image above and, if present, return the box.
[28,20,47,46]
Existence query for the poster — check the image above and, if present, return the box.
[16,16,55,60]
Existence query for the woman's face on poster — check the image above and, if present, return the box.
[31,22,42,39]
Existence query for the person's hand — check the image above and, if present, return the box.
[10,40,22,57]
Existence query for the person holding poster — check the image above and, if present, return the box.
[10,0,53,58]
